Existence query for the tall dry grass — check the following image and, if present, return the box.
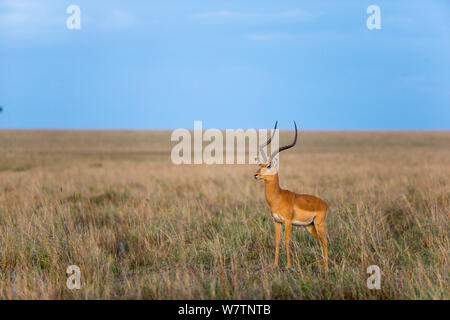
[0,130,448,299]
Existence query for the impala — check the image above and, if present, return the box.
[254,121,329,270]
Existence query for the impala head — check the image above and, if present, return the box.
[253,121,298,181]
[254,159,279,180]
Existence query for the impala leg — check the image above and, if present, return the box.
[273,221,281,267]
[284,221,292,268]
[314,222,328,272]
[305,224,319,240]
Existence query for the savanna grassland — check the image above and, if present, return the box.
[0,130,448,299]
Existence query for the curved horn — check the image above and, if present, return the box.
[270,121,297,160]
[259,121,278,163]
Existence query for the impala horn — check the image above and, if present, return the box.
[270,121,298,160]
[259,121,278,163]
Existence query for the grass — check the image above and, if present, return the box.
[0,130,448,299]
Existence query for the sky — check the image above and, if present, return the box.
[0,0,449,129]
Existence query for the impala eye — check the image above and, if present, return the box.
[267,164,271,169]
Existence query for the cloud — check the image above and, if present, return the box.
[0,1,137,41]
[101,8,136,29]
[193,10,254,20]
[247,30,355,43]
[0,0,55,30]
[0,0,42,12]
[274,10,316,21]
[247,33,297,41]
[191,9,318,23]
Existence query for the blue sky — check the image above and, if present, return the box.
[0,0,449,129]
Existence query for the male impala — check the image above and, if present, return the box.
[254,121,328,270]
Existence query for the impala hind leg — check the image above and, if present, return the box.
[314,221,328,272]
[284,221,292,268]
[305,224,319,240]
[273,221,281,267]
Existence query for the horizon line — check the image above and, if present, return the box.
[0,128,449,132]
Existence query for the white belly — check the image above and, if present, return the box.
[272,213,314,226]
[272,213,284,223]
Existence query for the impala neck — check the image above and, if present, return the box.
[264,173,281,207]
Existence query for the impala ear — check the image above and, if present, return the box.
[272,157,278,169]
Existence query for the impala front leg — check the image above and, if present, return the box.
[273,221,281,266]
[285,220,292,268]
